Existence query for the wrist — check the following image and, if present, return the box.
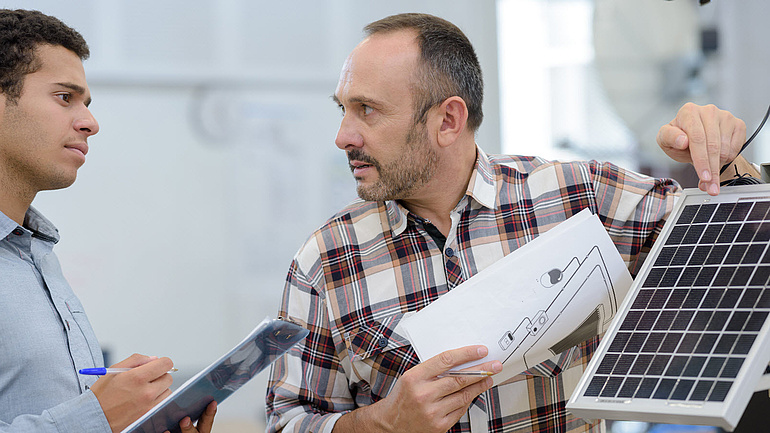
[719,155,761,184]
[333,401,393,433]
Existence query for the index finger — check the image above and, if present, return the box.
[420,346,489,379]
[676,105,717,191]
[132,356,175,381]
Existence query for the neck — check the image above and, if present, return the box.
[0,176,35,226]
[399,142,477,236]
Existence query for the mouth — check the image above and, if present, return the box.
[65,142,89,158]
[349,160,376,178]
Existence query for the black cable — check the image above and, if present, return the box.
[719,104,770,176]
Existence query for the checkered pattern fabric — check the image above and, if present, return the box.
[266,147,679,432]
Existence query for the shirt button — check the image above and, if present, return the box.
[377,337,388,348]
[445,248,455,257]
[12,228,23,236]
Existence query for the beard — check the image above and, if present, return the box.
[348,120,439,202]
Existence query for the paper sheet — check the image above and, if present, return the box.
[400,209,633,385]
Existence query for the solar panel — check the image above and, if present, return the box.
[567,185,770,431]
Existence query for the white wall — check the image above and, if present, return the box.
[6,0,500,429]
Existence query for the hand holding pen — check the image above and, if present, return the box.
[88,354,176,432]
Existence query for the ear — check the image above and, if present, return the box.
[435,96,468,148]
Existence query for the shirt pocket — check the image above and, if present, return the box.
[64,295,104,367]
[343,313,415,400]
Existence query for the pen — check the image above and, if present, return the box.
[78,367,179,376]
[438,370,494,377]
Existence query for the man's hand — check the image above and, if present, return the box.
[657,102,747,196]
[333,345,503,433]
[165,401,217,433]
[90,353,175,432]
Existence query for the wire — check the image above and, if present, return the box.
[719,104,770,175]
[720,165,762,187]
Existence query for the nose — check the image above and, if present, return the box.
[74,108,100,137]
[334,115,363,150]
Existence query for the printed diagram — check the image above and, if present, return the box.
[498,245,619,368]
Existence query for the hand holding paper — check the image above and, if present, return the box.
[334,345,501,433]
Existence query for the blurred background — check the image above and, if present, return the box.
[5,0,770,431]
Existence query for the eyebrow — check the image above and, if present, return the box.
[331,94,380,107]
[56,82,92,106]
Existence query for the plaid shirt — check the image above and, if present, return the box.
[266,147,679,433]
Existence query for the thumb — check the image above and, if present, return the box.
[657,124,688,152]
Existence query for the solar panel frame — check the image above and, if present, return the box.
[567,185,770,431]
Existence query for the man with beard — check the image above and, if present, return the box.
[265,13,752,433]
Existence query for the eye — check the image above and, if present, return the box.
[56,93,71,103]
[362,105,373,116]
[337,104,345,117]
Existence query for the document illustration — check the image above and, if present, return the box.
[122,317,308,433]
[400,209,632,385]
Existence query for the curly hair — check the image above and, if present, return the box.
[364,13,484,132]
[0,9,89,104]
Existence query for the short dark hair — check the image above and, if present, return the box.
[364,13,484,132]
[0,9,89,104]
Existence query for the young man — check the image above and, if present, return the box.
[266,13,751,433]
[0,9,215,433]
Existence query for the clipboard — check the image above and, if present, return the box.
[122,317,308,433]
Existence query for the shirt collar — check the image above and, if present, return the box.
[465,146,498,210]
[0,207,60,243]
[385,145,499,236]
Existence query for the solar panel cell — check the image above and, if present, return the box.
[708,381,732,402]
[725,244,749,264]
[700,225,722,244]
[648,355,671,375]
[748,201,770,220]
[648,289,672,307]
[631,354,654,374]
[694,204,718,223]
[706,245,728,265]
[728,202,753,222]
[678,204,699,224]
[617,377,642,398]
[716,224,740,243]
[684,226,706,244]
[665,356,688,376]
[671,379,696,400]
[672,310,695,330]
[677,334,700,353]
[653,379,677,399]
[701,357,726,377]
[690,380,714,401]
[635,378,658,398]
[683,356,708,377]
[711,203,734,222]
[714,334,737,353]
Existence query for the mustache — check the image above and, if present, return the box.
[347,149,379,167]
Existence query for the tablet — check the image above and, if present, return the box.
[122,317,308,433]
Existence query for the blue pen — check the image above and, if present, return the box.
[79,367,179,376]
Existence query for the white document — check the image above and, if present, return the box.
[400,209,633,385]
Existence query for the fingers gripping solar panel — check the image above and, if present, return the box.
[567,185,770,431]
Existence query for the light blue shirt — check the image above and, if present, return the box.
[0,207,111,432]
